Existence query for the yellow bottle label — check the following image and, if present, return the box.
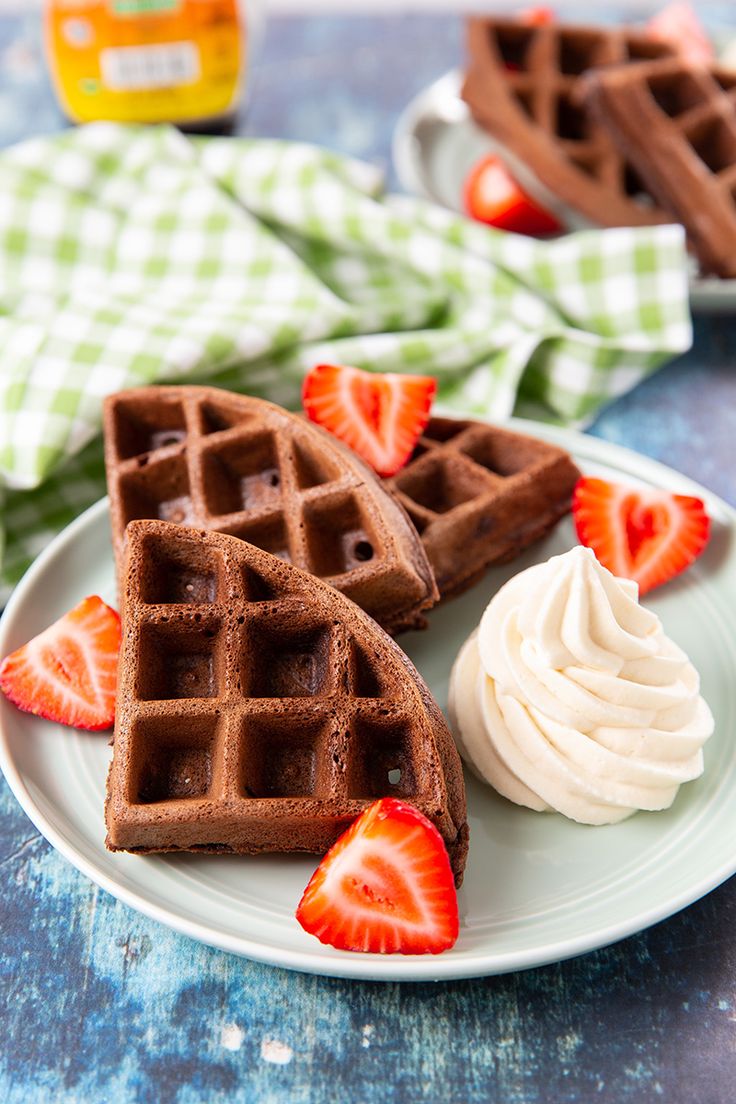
[45,0,244,125]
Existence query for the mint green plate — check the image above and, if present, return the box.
[0,420,734,981]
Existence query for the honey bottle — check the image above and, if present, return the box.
[44,0,258,128]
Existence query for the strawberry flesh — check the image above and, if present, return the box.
[573,477,710,596]
[520,6,555,25]
[296,797,459,955]
[647,2,714,64]
[463,155,562,237]
[302,363,436,478]
[0,595,121,731]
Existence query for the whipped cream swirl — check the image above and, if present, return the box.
[448,546,713,824]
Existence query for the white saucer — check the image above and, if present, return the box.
[392,70,736,314]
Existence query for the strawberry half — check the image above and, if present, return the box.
[463,155,563,237]
[647,2,714,65]
[302,363,436,478]
[572,477,710,597]
[520,6,555,25]
[296,798,459,955]
[0,595,121,731]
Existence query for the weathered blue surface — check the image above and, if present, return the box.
[1,7,736,1103]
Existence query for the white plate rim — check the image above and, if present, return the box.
[0,418,734,982]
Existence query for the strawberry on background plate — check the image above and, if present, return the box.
[463,155,563,237]
[302,363,436,479]
[296,797,459,955]
[0,595,121,731]
[520,6,555,25]
[572,477,710,597]
[647,2,714,64]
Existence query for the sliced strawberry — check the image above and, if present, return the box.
[0,595,121,731]
[520,6,555,25]
[647,2,714,64]
[296,798,459,955]
[302,363,436,478]
[572,477,710,597]
[463,155,563,237]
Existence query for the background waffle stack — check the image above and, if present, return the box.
[104,386,437,635]
[105,521,469,884]
[462,16,674,228]
[583,59,736,278]
[383,417,581,600]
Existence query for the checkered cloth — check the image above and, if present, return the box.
[0,123,691,602]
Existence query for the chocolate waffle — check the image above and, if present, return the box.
[383,418,581,600]
[461,16,673,227]
[583,59,736,277]
[104,386,437,635]
[105,520,469,884]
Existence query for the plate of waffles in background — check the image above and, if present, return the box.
[1,382,735,981]
[392,7,736,311]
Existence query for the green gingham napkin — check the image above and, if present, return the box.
[0,123,691,602]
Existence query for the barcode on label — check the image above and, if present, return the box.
[100,42,200,91]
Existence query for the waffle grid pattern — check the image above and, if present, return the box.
[463,17,672,226]
[486,22,668,187]
[583,59,736,277]
[108,524,451,852]
[385,418,580,595]
[389,419,533,528]
[105,387,437,631]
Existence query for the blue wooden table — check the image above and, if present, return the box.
[1,7,736,1103]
